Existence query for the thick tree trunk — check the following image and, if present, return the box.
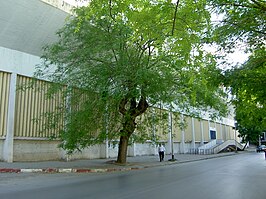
[116,115,136,164]
[117,135,129,164]
[117,96,149,164]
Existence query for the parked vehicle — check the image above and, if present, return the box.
[256,145,266,152]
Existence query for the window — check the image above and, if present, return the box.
[210,130,216,140]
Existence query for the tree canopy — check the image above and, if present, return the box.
[36,0,227,163]
[225,49,266,143]
[209,0,265,52]
[209,0,266,144]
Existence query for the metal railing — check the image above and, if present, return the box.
[188,148,214,155]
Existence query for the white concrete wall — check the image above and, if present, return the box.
[66,145,102,160]
[0,139,4,160]
[107,142,119,158]
[134,143,157,156]
[13,140,62,161]
[12,140,108,161]
[0,47,39,76]
[165,142,200,155]
[0,139,165,162]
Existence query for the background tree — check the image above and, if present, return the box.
[225,50,266,144]
[209,0,265,52]
[37,0,227,163]
[209,0,266,144]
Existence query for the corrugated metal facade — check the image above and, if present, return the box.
[0,71,11,137]
[0,70,236,142]
[14,75,64,138]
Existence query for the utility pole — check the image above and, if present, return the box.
[168,111,176,161]
[234,121,238,153]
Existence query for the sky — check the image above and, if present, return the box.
[227,51,249,65]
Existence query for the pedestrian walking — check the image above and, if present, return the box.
[158,144,166,162]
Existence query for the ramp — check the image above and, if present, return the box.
[213,139,244,153]
[190,139,244,154]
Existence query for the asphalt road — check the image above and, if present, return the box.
[0,152,265,199]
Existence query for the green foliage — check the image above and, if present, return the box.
[209,0,266,52]
[225,48,266,134]
[237,125,263,145]
[36,0,227,155]
[209,0,266,142]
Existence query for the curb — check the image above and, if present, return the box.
[0,167,143,174]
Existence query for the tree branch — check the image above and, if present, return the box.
[171,0,180,36]
[134,96,149,117]
[109,0,116,21]
[119,98,128,115]
[130,98,137,110]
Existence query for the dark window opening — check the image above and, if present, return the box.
[210,130,216,140]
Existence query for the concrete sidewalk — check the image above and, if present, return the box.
[0,152,246,173]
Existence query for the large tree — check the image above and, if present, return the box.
[225,49,266,143]
[37,0,227,163]
[209,0,266,143]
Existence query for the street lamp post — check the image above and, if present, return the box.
[169,112,176,161]
[235,122,238,153]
